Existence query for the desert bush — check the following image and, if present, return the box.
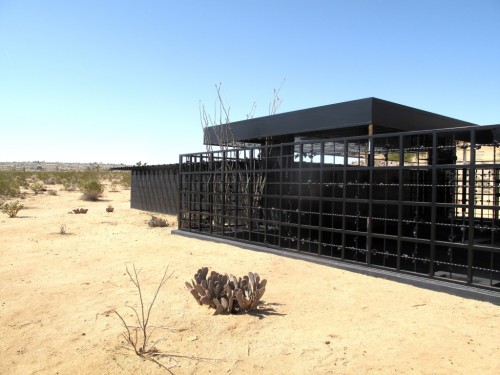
[114,264,172,358]
[15,174,30,189]
[186,267,267,314]
[106,205,114,212]
[73,208,88,214]
[0,173,21,197]
[120,172,131,190]
[55,172,83,188]
[48,189,58,196]
[61,178,78,191]
[80,180,104,201]
[43,175,57,185]
[148,216,169,227]
[59,224,67,234]
[2,201,25,218]
[30,181,45,195]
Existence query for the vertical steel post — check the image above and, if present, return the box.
[367,125,374,264]
[341,139,347,259]
[430,132,437,277]
[467,129,476,284]
[397,134,404,271]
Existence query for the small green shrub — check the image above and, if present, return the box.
[62,178,78,191]
[2,201,25,218]
[0,173,21,197]
[80,180,104,201]
[15,174,30,189]
[30,181,46,195]
[120,172,131,190]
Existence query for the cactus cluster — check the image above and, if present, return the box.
[148,215,169,227]
[185,267,267,314]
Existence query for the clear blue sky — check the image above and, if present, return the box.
[1,0,499,165]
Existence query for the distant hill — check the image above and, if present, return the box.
[0,161,129,172]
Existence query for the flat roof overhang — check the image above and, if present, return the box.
[203,97,478,145]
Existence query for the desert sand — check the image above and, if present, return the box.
[1,186,499,375]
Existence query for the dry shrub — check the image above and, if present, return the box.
[62,179,78,191]
[148,216,169,227]
[59,224,67,234]
[80,180,104,201]
[113,265,172,358]
[30,181,46,195]
[2,201,25,218]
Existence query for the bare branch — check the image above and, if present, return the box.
[269,77,286,115]
[247,101,257,119]
[114,310,140,356]
[114,264,172,357]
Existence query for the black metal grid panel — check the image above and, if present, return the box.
[179,125,500,291]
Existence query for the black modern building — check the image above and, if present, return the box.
[178,98,500,293]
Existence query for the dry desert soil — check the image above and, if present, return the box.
[1,186,499,374]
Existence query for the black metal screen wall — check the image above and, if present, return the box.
[131,165,179,214]
[179,126,500,291]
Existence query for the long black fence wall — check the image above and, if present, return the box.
[129,164,179,215]
[179,125,500,292]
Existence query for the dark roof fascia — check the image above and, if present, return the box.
[111,163,179,171]
[204,98,374,145]
[204,97,480,145]
[372,98,478,132]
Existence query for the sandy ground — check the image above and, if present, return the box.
[1,186,499,375]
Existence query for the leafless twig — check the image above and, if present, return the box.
[114,264,172,357]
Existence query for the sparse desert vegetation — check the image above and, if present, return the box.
[59,223,68,234]
[186,267,267,314]
[1,200,24,218]
[148,215,169,228]
[80,180,104,201]
[29,181,45,195]
[0,169,131,199]
[0,175,499,374]
[113,264,172,361]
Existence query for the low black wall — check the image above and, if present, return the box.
[129,164,179,215]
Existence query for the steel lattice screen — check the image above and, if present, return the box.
[179,126,500,291]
